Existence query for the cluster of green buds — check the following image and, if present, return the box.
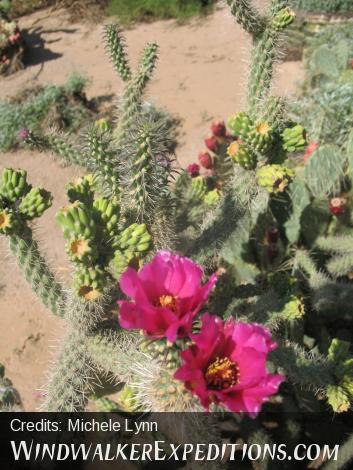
[326,339,353,413]
[188,176,220,207]
[256,164,295,194]
[56,175,152,300]
[227,111,307,173]
[0,168,52,235]
[272,7,296,31]
[281,125,307,153]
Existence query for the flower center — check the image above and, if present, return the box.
[205,357,239,390]
[158,294,178,312]
[256,122,271,135]
[0,212,10,229]
[70,239,89,258]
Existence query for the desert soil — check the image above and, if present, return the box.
[0,0,304,410]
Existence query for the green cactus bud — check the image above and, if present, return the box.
[256,164,294,194]
[282,295,305,321]
[189,176,208,200]
[19,188,53,220]
[247,121,273,153]
[228,112,253,139]
[95,118,110,133]
[203,189,220,206]
[227,140,257,169]
[0,168,31,204]
[92,395,120,412]
[93,197,120,246]
[111,250,132,279]
[66,175,94,205]
[117,385,139,412]
[328,339,350,365]
[0,364,4,378]
[66,237,96,264]
[119,223,152,254]
[0,209,21,235]
[56,202,96,241]
[272,7,295,31]
[73,265,106,301]
[281,125,307,153]
[326,384,350,413]
[326,339,353,412]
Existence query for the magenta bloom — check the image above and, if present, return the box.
[118,252,217,342]
[18,128,30,141]
[174,314,284,415]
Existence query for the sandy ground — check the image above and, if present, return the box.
[0,1,304,410]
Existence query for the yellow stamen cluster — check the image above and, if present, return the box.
[158,294,178,312]
[205,357,239,390]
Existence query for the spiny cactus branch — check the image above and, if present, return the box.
[226,0,265,37]
[44,331,95,411]
[271,343,336,392]
[114,43,159,145]
[8,231,65,317]
[104,23,132,82]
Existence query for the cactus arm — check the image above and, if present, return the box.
[86,328,140,383]
[104,24,132,82]
[8,231,65,317]
[226,0,265,36]
[270,343,336,392]
[114,43,159,145]
[44,331,93,411]
[28,131,86,168]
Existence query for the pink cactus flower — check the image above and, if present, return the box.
[18,128,30,141]
[118,252,217,342]
[174,313,284,415]
[204,135,219,153]
[211,120,226,138]
[187,163,200,177]
[198,151,213,170]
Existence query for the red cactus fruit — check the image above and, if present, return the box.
[204,135,219,153]
[303,142,319,162]
[198,151,213,169]
[329,197,346,216]
[211,120,226,138]
[187,163,200,177]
